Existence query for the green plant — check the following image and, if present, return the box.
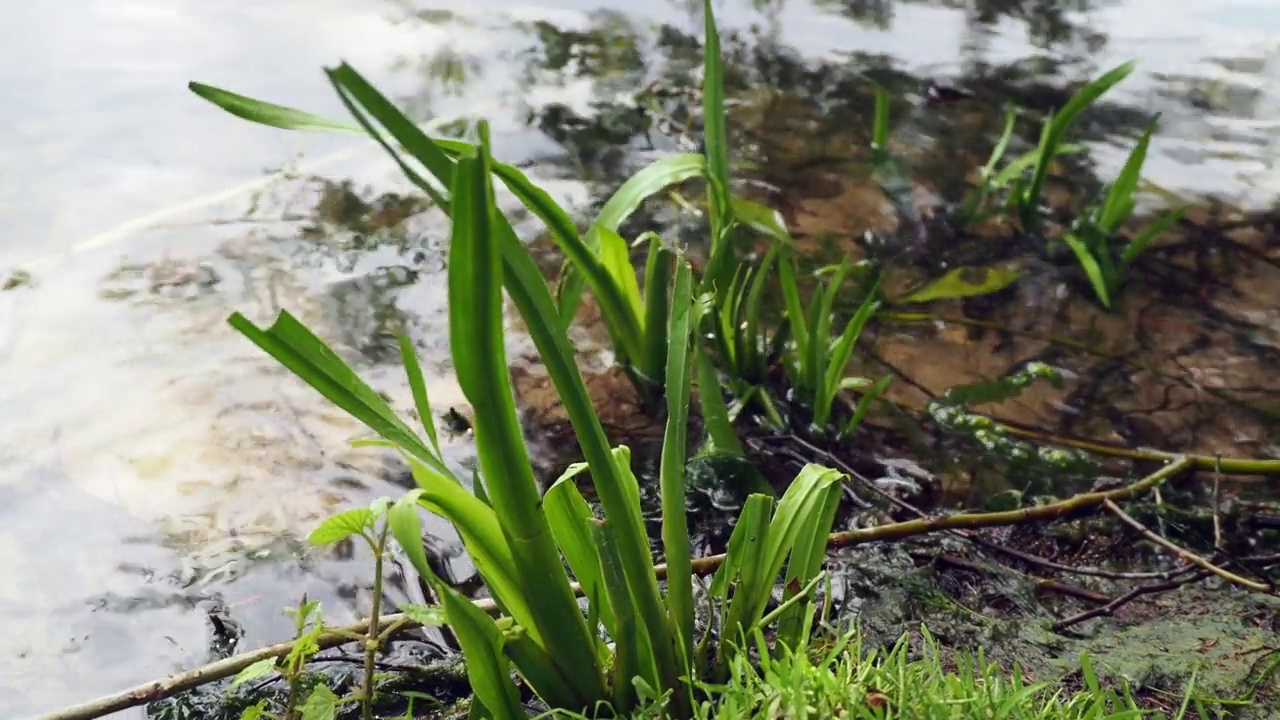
[957,63,1135,233]
[191,5,847,718]
[776,256,892,436]
[1061,115,1187,309]
[229,598,335,720]
[228,506,449,720]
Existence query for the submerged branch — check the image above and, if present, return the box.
[1102,499,1277,594]
[40,456,1200,720]
[881,390,1280,476]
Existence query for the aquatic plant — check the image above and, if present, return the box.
[777,255,892,437]
[1061,115,1188,309]
[954,62,1187,309]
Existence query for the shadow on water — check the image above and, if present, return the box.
[4,0,1280,715]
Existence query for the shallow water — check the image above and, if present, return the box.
[2,0,1278,717]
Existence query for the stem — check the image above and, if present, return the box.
[362,522,390,720]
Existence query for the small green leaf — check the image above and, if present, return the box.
[731,196,792,245]
[298,684,338,720]
[1063,233,1112,308]
[1121,205,1186,269]
[309,508,374,545]
[238,701,269,720]
[229,658,277,691]
[844,373,894,438]
[899,266,1022,304]
[400,603,447,627]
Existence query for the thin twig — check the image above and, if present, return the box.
[1052,569,1211,631]
[1212,455,1223,550]
[40,457,1196,720]
[872,392,1280,475]
[1102,499,1275,593]
[765,433,1191,580]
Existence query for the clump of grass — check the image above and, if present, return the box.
[1061,115,1187,309]
[954,62,1186,310]
[190,1,856,717]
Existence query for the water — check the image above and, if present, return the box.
[2,0,1278,717]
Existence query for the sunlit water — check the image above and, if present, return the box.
[2,0,1278,717]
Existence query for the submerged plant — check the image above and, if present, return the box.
[776,256,892,437]
[1061,115,1187,309]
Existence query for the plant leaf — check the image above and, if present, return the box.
[544,469,614,634]
[817,286,880,428]
[298,684,338,720]
[438,582,526,720]
[399,337,443,458]
[1121,205,1186,269]
[898,266,1023,304]
[557,153,706,327]
[1063,233,1113,308]
[229,658,277,691]
[448,125,603,694]
[660,259,696,669]
[227,310,444,474]
[844,373,894,438]
[388,490,432,582]
[309,508,374,546]
[731,196,792,245]
[188,82,361,133]
[1099,117,1158,231]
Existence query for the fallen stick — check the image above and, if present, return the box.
[38,457,1195,720]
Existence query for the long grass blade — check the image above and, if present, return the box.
[494,200,681,710]
[774,479,841,647]
[1024,62,1136,225]
[701,0,732,240]
[557,153,706,327]
[437,582,525,720]
[544,469,615,634]
[1063,233,1112,308]
[1099,117,1157,231]
[590,520,644,716]
[227,311,441,471]
[719,494,775,648]
[449,124,603,700]
[696,348,746,457]
[640,237,674,398]
[399,336,443,458]
[816,285,881,427]
[843,373,894,439]
[777,256,810,373]
[188,82,361,133]
[661,259,696,669]
[401,457,532,639]
[1121,205,1187,269]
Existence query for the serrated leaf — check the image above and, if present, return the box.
[299,684,338,720]
[309,508,374,545]
[229,658,277,691]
